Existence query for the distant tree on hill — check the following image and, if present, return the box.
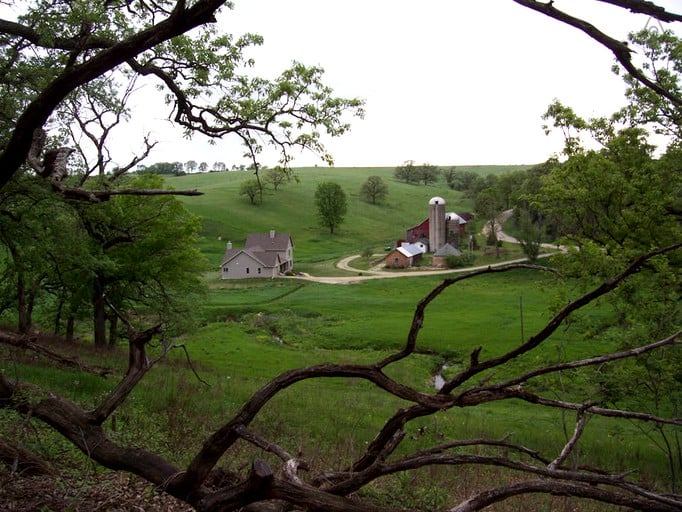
[265,166,290,191]
[239,179,261,205]
[359,175,388,204]
[445,168,479,191]
[394,160,419,184]
[213,162,226,172]
[394,161,439,186]
[314,181,347,234]
[184,160,197,174]
[138,162,185,176]
[416,162,440,186]
[199,162,208,173]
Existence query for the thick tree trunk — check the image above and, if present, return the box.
[17,274,30,334]
[66,316,75,342]
[108,314,118,347]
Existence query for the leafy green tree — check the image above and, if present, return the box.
[0,0,363,190]
[416,162,440,186]
[359,175,388,204]
[199,162,208,173]
[265,166,291,191]
[314,181,347,234]
[77,174,207,345]
[539,97,682,486]
[393,160,419,184]
[616,29,682,141]
[0,174,87,333]
[444,168,479,192]
[475,186,505,247]
[184,160,197,173]
[240,179,261,205]
[516,208,543,263]
[141,162,186,176]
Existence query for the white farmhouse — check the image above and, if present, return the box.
[220,230,294,279]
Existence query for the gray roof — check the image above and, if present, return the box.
[220,248,281,268]
[245,232,293,252]
[433,243,462,257]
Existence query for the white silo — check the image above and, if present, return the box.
[429,196,446,252]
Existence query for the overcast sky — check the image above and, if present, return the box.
[125,0,681,168]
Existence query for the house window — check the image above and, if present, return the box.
[246,268,250,274]
[258,268,261,274]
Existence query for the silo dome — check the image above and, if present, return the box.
[429,196,446,205]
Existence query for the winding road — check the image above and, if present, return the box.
[290,210,561,285]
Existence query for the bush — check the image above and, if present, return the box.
[445,254,475,268]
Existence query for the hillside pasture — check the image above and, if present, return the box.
[169,166,527,270]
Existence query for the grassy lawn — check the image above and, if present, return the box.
[2,164,672,509]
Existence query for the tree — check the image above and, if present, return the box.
[0,3,363,190]
[265,166,290,191]
[213,162,226,172]
[199,162,208,173]
[185,160,198,174]
[359,175,388,204]
[2,250,682,512]
[314,181,347,234]
[416,162,440,186]
[77,174,207,345]
[444,168,479,192]
[475,186,506,249]
[239,178,261,205]
[393,160,419,184]
[516,207,543,263]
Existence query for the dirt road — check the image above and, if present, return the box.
[289,210,561,284]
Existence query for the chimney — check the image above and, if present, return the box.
[226,241,232,250]
[269,229,275,239]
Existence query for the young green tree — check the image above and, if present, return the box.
[314,181,347,234]
[265,166,291,191]
[393,160,419,184]
[444,168,479,192]
[240,179,261,205]
[516,208,543,263]
[359,175,388,204]
[416,162,440,186]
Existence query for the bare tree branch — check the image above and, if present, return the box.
[596,0,682,22]
[548,410,590,470]
[513,0,682,107]
[0,330,112,376]
[0,0,227,189]
[450,478,682,512]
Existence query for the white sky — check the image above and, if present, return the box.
[101,0,682,167]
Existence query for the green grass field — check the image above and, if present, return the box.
[168,165,530,268]
[3,165,673,509]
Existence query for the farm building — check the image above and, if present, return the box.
[404,197,472,253]
[385,242,424,269]
[432,243,463,268]
[220,230,294,279]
